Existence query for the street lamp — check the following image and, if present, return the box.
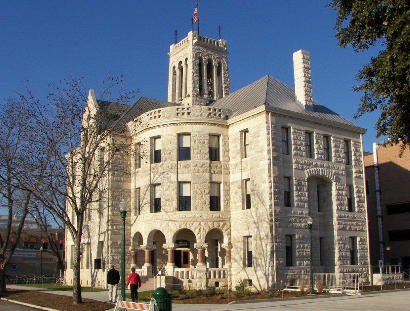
[40,246,43,284]
[119,198,128,299]
[307,217,314,294]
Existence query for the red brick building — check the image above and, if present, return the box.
[364,142,410,275]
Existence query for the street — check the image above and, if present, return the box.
[0,300,42,311]
[172,290,410,311]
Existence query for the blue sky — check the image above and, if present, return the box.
[0,0,383,152]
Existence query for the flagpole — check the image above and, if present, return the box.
[197,0,200,36]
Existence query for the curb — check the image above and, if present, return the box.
[1,297,59,311]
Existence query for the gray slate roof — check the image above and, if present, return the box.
[211,75,364,132]
[97,97,177,132]
[97,76,364,133]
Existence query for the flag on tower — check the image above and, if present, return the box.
[193,6,198,23]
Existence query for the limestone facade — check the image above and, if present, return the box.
[65,31,370,290]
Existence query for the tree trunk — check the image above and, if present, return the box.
[72,235,82,304]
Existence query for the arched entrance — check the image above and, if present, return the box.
[205,229,224,268]
[131,232,144,268]
[173,229,197,268]
[307,176,335,273]
[147,230,166,275]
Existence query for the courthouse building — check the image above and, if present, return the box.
[65,31,370,290]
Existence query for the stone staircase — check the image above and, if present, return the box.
[139,277,155,292]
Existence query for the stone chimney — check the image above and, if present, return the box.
[293,50,313,107]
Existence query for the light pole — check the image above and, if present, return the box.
[39,246,43,283]
[307,217,314,294]
[119,198,128,299]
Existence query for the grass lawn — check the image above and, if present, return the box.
[20,283,106,292]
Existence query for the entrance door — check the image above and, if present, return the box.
[174,250,190,268]
[181,250,190,268]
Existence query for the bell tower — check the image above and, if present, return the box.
[168,31,230,106]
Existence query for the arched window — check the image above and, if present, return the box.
[172,66,176,102]
[198,58,204,96]
[178,61,183,101]
[217,62,223,99]
[207,59,214,99]
[184,58,188,98]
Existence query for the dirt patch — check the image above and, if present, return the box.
[2,290,113,311]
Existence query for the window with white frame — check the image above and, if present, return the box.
[209,135,220,161]
[134,143,141,169]
[243,179,251,210]
[244,236,252,267]
[344,139,352,165]
[152,137,161,163]
[240,130,249,158]
[305,132,314,158]
[323,135,331,161]
[349,236,358,265]
[178,134,191,161]
[151,184,161,213]
[347,185,355,212]
[210,182,221,211]
[284,177,291,207]
[134,188,141,215]
[281,127,290,155]
[178,182,191,211]
[285,235,295,266]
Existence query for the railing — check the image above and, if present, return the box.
[174,268,197,280]
[7,275,61,285]
[207,268,227,280]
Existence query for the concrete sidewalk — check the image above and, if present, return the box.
[7,284,113,302]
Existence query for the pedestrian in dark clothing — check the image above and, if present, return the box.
[107,265,120,302]
[126,267,142,302]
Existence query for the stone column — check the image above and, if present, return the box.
[163,244,175,277]
[141,245,155,278]
[130,249,137,266]
[184,61,188,98]
[194,243,208,289]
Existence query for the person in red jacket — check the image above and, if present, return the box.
[126,267,142,302]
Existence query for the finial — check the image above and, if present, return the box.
[218,25,222,39]
[174,29,178,44]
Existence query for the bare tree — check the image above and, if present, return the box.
[0,99,40,269]
[19,76,136,304]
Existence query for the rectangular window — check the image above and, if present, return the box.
[319,237,324,266]
[281,127,290,155]
[349,237,358,265]
[317,184,322,212]
[386,202,410,215]
[178,182,191,211]
[209,135,220,161]
[210,182,221,211]
[305,132,313,158]
[344,139,352,165]
[134,188,141,215]
[152,137,161,163]
[134,143,141,169]
[244,236,252,267]
[284,177,291,207]
[323,135,331,161]
[243,179,251,210]
[286,235,295,266]
[347,185,355,212]
[240,130,249,158]
[151,184,161,213]
[178,134,191,161]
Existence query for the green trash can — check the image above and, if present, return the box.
[152,287,172,311]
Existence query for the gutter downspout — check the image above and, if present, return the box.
[268,112,276,286]
[373,142,384,264]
